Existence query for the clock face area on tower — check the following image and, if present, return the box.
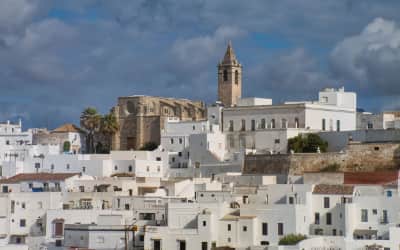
[218,42,242,107]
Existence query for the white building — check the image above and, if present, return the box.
[223,87,357,154]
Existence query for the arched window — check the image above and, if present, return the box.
[261,119,266,129]
[271,119,276,129]
[235,70,239,84]
[223,69,228,81]
[294,118,299,128]
[281,119,287,129]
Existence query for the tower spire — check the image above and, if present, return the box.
[222,40,237,64]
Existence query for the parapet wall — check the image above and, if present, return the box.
[244,142,400,175]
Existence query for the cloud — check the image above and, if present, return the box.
[330,17,400,96]
[247,48,336,102]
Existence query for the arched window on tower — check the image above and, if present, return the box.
[235,70,239,84]
[223,70,228,81]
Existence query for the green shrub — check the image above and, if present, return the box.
[288,134,328,153]
[278,234,307,245]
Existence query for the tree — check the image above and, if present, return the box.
[80,107,101,153]
[100,112,119,153]
[278,234,307,245]
[63,141,71,152]
[288,134,328,153]
[139,141,159,151]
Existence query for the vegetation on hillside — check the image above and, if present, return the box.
[288,134,328,153]
[278,234,307,245]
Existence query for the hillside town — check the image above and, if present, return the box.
[1,43,400,250]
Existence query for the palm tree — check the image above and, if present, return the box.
[80,107,101,153]
[100,112,119,153]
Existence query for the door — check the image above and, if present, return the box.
[154,240,161,250]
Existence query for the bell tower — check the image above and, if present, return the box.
[218,41,242,107]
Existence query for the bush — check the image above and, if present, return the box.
[288,134,328,153]
[140,141,159,151]
[278,234,307,245]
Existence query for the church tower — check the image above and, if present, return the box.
[218,41,242,107]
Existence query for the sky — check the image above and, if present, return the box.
[1,0,400,129]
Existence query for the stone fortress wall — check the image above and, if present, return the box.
[244,142,400,175]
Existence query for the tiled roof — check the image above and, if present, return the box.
[313,184,354,195]
[344,171,399,185]
[0,173,79,184]
[52,124,84,133]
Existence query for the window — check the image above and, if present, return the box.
[227,224,231,231]
[372,209,377,215]
[274,139,280,144]
[114,165,118,170]
[201,242,208,250]
[28,183,33,189]
[128,165,132,172]
[322,119,326,131]
[361,209,368,222]
[21,202,25,209]
[20,219,26,227]
[271,119,275,129]
[66,164,70,170]
[333,229,337,236]
[281,119,287,129]
[261,119,266,129]
[203,221,206,227]
[262,223,268,235]
[382,210,388,224]
[387,190,392,197]
[367,122,373,129]
[288,197,294,204]
[170,138,174,144]
[125,204,130,210]
[324,197,330,208]
[235,70,239,84]
[241,226,248,232]
[315,213,320,224]
[223,69,228,81]
[178,152,182,157]
[179,138,183,144]
[82,166,86,173]
[336,120,341,131]
[241,119,246,131]
[229,120,234,131]
[251,120,256,131]
[139,213,155,220]
[261,241,269,245]
[278,223,284,235]
[179,240,186,250]
[2,186,8,193]
[295,118,299,128]
[51,164,54,170]
[326,213,332,225]
[139,235,145,241]
[146,166,150,172]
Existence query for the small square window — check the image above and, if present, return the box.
[372,209,377,215]
[274,139,280,144]
[20,219,26,227]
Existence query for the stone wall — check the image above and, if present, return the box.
[244,142,400,175]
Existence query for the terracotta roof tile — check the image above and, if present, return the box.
[0,173,79,184]
[52,124,84,133]
[344,171,399,185]
[313,184,354,195]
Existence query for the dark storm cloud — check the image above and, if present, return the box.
[2,1,400,128]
